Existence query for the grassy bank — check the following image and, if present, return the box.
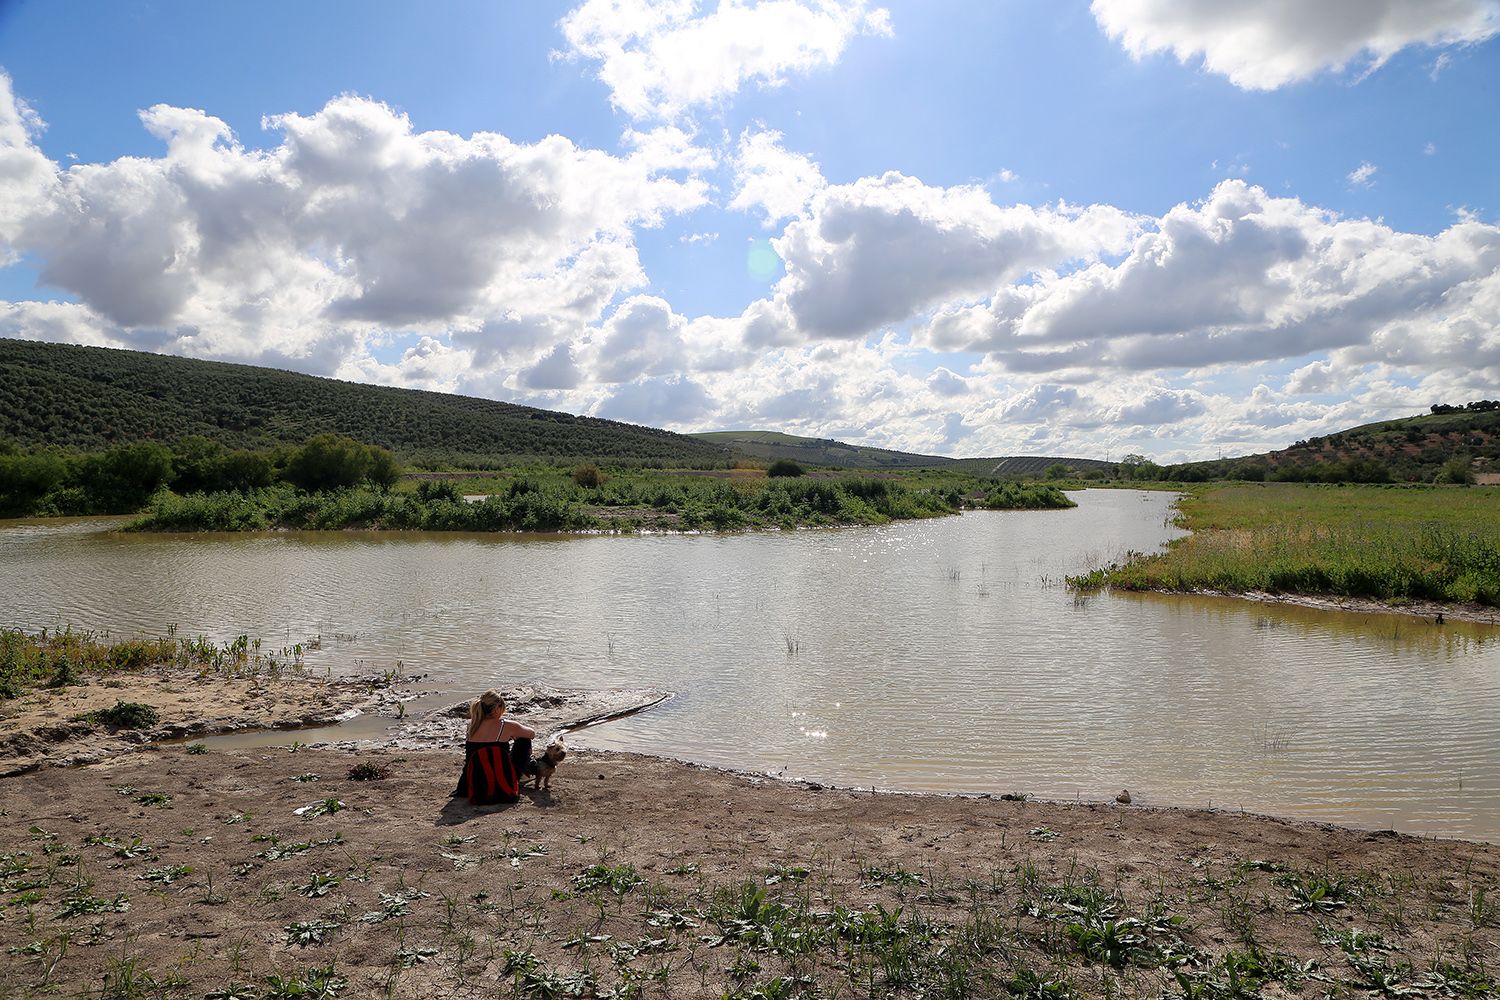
[0,626,321,701]
[1070,483,1500,606]
[128,471,1075,533]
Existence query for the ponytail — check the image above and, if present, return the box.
[467,689,504,738]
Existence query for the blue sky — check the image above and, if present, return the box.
[0,0,1497,460]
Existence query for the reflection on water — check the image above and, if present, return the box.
[3,491,1499,841]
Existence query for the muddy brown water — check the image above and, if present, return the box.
[3,490,1498,840]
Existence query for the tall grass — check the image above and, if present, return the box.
[1071,483,1500,605]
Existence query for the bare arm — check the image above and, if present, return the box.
[502,719,535,740]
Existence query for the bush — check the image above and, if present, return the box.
[414,480,465,503]
[95,700,160,730]
[347,762,390,781]
[572,463,603,488]
[1437,455,1474,485]
[282,434,400,492]
[767,459,805,478]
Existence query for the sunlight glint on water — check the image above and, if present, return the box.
[2,490,1498,840]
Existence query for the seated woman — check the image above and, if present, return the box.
[453,689,535,805]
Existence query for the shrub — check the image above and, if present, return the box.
[767,459,805,478]
[572,463,603,488]
[414,480,465,504]
[95,700,160,730]
[347,762,390,781]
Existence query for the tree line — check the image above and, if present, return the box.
[0,434,400,517]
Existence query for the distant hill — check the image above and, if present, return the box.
[693,430,1111,476]
[0,339,731,466]
[692,430,951,469]
[1253,405,1500,481]
[945,456,1118,477]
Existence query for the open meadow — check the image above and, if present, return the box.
[1071,484,1500,609]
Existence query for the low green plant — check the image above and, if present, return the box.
[94,699,160,730]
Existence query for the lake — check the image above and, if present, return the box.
[3,489,1497,840]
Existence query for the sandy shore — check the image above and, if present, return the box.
[2,680,1498,998]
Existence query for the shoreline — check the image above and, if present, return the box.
[1112,583,1500,626]
[3,739,1496,998]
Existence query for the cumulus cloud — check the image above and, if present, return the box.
[771,172,1144,340]
[921,181,1500,382]
[0,85,707,369]
[5,75,1499,466]
[597,373,715,423]
[1091,0,1500,90]
[521,343,584,390]
[728,128,826,226]
[558,0,892,119]
[588,294,689,382]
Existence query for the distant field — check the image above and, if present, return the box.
[1072,483,1500,606]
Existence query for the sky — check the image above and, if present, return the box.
[0,1,1497,462]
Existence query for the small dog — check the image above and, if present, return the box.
[525,739,567,790]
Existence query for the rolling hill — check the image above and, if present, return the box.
[692,430,1113,475]
[0,339,731,466]
[1182,407,1500,485]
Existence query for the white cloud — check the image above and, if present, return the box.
[620,124,716,170]
[0,73,58,260]
[1347,161,1378,188]
[5,77,1499,466]
[918,181,1500,383]
[1092,0,1500,90]
[771,172,1144,340]
[0,86,707,369]
[587,294,689,382]
[558,0,892,119]
[728,128,826,226]
[597,373,715,423]
[522,343,584,390]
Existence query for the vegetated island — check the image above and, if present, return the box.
[2,628,1497,999]
[1069,482,1500,621]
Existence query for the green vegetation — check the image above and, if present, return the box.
[1071,483,1500,606]
[0,338,730,465]
[93,700,161,730]
[131,468,1075,533]
[693,430,944,469]
[0,434,399,518]
[694,429,1115,477]
[0,626,315,702]
[1157,405,1500,485]
[766,459,805,477]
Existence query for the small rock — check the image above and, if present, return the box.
[1116,789,1132,805]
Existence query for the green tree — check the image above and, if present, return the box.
[0,450,69,516]
[767,459,805,478]
[282,434,398,491]
[1437,454,1474,485]
[170,435,229,493]
[1043,463,1072,480]
[79,443,174,512]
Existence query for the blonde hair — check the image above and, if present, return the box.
[467,689,504,737]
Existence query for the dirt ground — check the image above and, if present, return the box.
[1,731,1497,998]
[0,672,383,778]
